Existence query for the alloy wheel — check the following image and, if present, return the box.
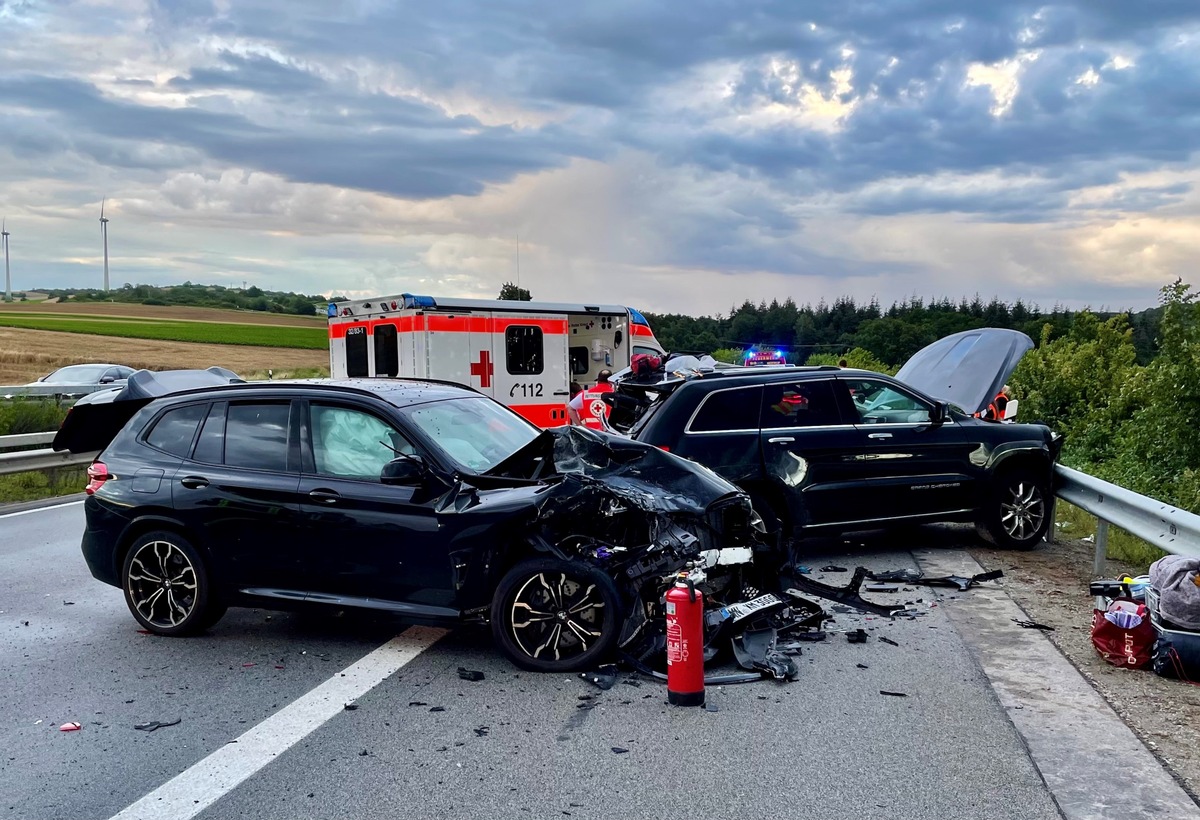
[125,540,199,629]
[1000,479,1045,543]
[508,571,606,662]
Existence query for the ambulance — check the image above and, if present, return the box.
[327,293,667,427]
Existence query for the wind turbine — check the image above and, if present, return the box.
[99,199,111,292]
[2,220,10,302]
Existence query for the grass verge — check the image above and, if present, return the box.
[0,468,85,504]
[0,314,325,349]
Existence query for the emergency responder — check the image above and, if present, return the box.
[982,385,1012,422]
[568,370,614,429]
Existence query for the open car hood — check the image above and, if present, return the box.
[895,328,1033,415]
[52,367,244,454]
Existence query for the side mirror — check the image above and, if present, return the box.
[613,329,623,349]
[381,456,426,486]
[99,375,116,384]
[931,401,948,426]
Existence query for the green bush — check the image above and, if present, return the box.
[0,399,69,436]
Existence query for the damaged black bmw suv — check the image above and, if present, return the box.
[55,370,765,673]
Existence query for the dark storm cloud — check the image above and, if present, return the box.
[168,51,324,94]
[10,0,1200,228]
[0,74,578,198]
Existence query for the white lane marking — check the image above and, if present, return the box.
[108,626,448,820]
[0,499,84,519]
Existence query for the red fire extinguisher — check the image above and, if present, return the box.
[665,573,705,706]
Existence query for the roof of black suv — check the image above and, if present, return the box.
[53,372,487,454]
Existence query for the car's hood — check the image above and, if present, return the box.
[52,367,244,453]
[895,328,1033,415]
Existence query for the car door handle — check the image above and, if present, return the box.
[868,432,893,439]
[767,437,795,444]
[179,476,209,489]
[308,489,341,504]
[553,390,569,396]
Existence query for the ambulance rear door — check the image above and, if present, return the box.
[490,312,569,427]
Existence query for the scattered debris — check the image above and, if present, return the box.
[865,584,901,593]
[579,665,619,691]
[429,706,446,713]
[63,601,75,606]
[59,722,82,732]
[242,663,256,668]
[731,627,798,680]
[704,703,719,712]
[358,749,369,756]
[458,667,485,682]
[611,747,629,754]
[879,636,900,647]
[880,690,908,698]
[343,703,359,711]
[408,701,428,707]
[1013,618,1055,631]
[473,726,490,737]
[134,719,181,732]
[785,567,907,617]
[820,565,847,573]
[869,568,1002,592]
[856,663,869,669]
[847,629,868,644]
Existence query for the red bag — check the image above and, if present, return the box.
[1091,599,1155,669]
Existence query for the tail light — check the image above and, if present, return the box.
[655,444,670,452]
[85,462,110,495]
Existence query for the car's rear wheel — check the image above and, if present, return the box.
[491,558,621,672]
[977,467,1050,550]
[122,531,225,636]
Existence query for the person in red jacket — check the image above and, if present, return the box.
[568,370,614,429]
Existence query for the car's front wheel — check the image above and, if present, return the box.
[491,558,621,672]
[121,531,225,636]
[977,467,1050,550]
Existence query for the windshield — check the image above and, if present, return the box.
[42,364,111,384]
[400,396,540,474]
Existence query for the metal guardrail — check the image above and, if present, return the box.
[1053,463,1200,573]
[0,384,111,399]
[0,431,97,476]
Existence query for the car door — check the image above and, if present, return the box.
[296,400,456,615]
[757,378,863,529]
[670,384,764,485]
[837,376,975,522]
[173,399,306,592]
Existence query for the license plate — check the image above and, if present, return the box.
[725,593,783,622]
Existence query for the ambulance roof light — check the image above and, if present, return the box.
[401,293,438,309]
[628,308,649,326]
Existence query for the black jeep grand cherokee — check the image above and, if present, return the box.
[607,329,1063,550]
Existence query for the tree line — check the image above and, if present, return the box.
[45,283,326,316]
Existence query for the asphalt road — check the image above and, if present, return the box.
[0,503,1190,820]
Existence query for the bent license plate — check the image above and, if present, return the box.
[726,594,783,622]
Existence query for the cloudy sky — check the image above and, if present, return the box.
[1,1,1198,316]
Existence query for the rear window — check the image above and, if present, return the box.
[144,404,207,457]
[505,326,543,375]
[688,387,762,433]
[760,380,842,428]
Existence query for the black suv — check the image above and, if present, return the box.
[607,329,1062,550]
[54,369,762,672]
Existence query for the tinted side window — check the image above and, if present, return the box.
[224,403,291,472]
[569,346,590,376]
[310,404,414,481]
[506,326,543,375]
[145,404,207,457]
[845,379,931,424]
[688,387,762,433]
[193,401,227,464]
[760,380,842,428]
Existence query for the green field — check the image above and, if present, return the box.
[0,314,326,349]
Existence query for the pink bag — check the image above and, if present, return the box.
[1091,599,1154,669]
